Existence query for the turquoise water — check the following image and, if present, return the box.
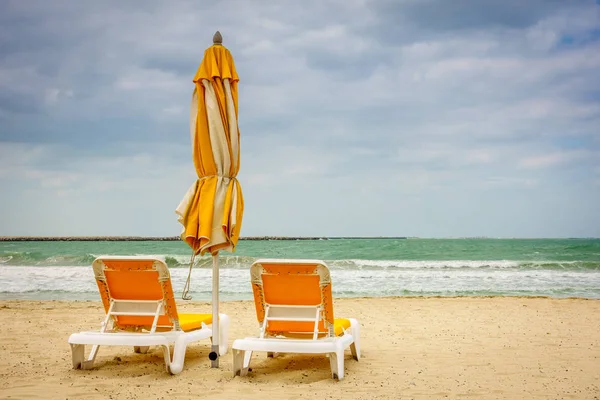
[1,238,599,300]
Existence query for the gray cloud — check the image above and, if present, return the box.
[368,0,593,45]
[381,0,571,30]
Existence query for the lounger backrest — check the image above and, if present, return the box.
[250,259,335,335]
[93,257,180,331]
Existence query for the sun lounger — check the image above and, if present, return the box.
[68,256,229,374]
[232,259,360,380]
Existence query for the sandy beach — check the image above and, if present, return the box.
[1,297,598,399]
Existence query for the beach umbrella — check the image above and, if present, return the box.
[175,31,244,368]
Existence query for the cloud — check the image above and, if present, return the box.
[0,0,599,237]
[518,149,596,169]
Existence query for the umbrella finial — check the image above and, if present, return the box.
[213,31,223,45]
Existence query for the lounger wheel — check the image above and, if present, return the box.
[209,351,218,361]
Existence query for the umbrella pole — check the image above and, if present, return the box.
[210,252,220,368]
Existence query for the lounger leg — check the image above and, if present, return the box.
[169,337,189,375]
[232,349,252,377]
[70,342,101,370]
[80,344,100,370]
[232,349,242,376]
[329,348,346,380]
[134,346,150,354]
[70,343,85,369]
[218,313,230,356]
[267,352,279,358]
[244,349,252,369]
[349,318,361,360]
[160,345,174,374]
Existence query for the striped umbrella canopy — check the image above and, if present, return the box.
[175,31,244,367]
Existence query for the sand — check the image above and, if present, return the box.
[1,297,599,399]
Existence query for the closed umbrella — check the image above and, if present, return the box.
[175,31,244,367]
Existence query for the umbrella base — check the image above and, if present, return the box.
[210,344,219,367]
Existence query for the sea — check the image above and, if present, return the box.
[1,238,599,301]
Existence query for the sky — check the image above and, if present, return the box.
[1,0,599,238]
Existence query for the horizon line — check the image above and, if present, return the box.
[0,236,597,242]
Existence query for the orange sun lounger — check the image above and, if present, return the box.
[232,259,360,380]
[68,256,230,374]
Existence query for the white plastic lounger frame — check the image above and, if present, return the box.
[232,258,360,380]
[68,256,230,374]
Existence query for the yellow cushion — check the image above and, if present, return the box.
[334,318,351,336]
[178,313,213,332]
